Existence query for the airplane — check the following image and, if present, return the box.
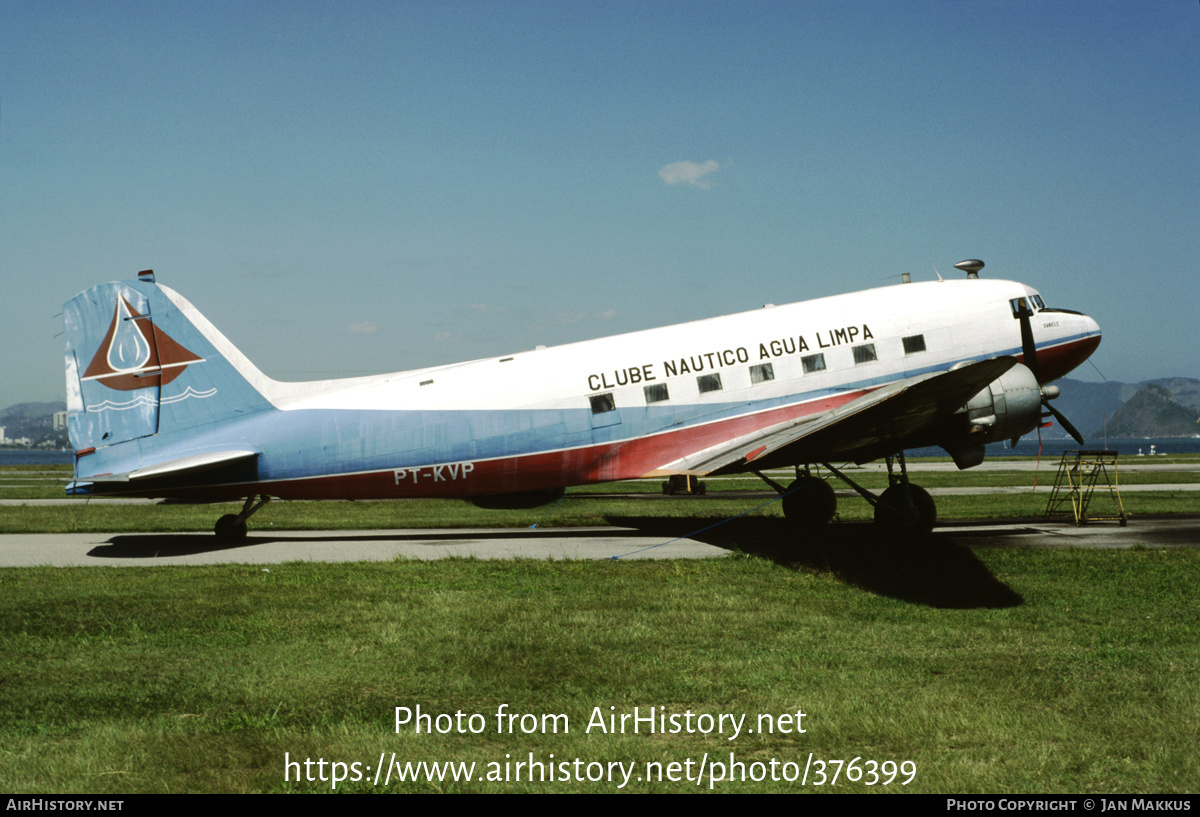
[62,260,1100,540]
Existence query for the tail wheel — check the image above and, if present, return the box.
[873,484,937,538]
[781,476,837,528]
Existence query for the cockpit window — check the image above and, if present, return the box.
[1011,294,1046,317]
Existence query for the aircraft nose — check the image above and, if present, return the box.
[1035,309,1101,382]
[1065,311,1102,376]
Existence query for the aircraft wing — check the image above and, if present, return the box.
[663,357,1018,475]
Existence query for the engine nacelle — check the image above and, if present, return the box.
[941,363,1043,469]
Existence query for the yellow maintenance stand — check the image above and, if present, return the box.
[1044,449,1127,526]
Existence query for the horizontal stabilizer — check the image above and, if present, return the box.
[86,449,259,483]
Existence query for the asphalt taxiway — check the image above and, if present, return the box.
[1,515,1197,567]
[0,526,725,566]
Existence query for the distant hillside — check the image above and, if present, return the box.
[0,401,68,447]
[1151,378,1200,412]
[1103,384,1199,438]
[0,401,65,419]
[1046,378,1200,439]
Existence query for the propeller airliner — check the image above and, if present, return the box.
[63,261,1100,540]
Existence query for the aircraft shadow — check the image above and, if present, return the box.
[89,535,268,559]
[88,527,655,559]
[90,520,1022,609]
[605,515,1024,610]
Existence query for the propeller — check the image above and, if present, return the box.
[1040,386,1085,445]
[1018,303,1085,446]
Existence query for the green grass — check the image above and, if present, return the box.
[2,462,1197,793]
[1,549,1197,793]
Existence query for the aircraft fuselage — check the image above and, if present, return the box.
[65,275,1100,505]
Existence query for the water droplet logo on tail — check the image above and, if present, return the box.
[81,296,205,390]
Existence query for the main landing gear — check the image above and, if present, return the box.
[756,467,837,528]
[756,452,936,539]
[214,495,271,540]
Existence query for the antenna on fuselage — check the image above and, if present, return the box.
[954,259,984,279]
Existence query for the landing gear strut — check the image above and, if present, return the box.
[214,494,271,540]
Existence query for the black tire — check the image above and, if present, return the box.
[873,484,936,538]
[214,514,248,541]
[781,477,837,528]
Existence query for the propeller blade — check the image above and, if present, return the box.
[1043,399,1085,446]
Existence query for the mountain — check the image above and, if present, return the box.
[1150,378,1200,413]
[0,401,68,447]
[1051,378,1200,439]
[1102,384,1200,438]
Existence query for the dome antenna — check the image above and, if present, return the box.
[954,259,985,279]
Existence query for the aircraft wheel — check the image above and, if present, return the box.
[873,484,936,538]
[215,514,248,541]
[781,477,836,528]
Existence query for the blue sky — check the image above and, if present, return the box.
[3,0,1197,410]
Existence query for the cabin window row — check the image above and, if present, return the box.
[587,338,914,415]
[585,338,897,410]
[587,356,803,415]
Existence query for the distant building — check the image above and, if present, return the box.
[53,411,68,430]
[0,426,5,443]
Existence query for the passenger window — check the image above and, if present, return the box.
[589,393,616,414]
[749,363,774,384]
[852,344,877,364]
[697,373,722,393]
[644,383,669,404]
[801,353,826,374]
[902,335,926,355]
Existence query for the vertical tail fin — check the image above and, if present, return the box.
[63,272,275,456]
